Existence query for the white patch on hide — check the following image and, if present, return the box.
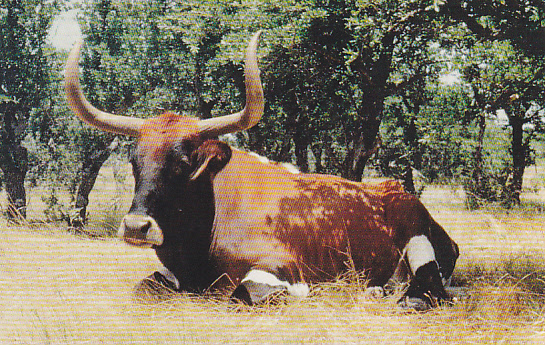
[280,163,301,174]
[247,152,300,174]
[241,269,309,298]
[248,152,270,164]
[403,235,436,275]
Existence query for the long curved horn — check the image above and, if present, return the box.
[197,31,264,137]
[64,41,144,137]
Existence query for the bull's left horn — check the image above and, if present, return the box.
[197,31,265,137]
[64,40,144,136]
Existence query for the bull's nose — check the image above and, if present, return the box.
[118,214,164,247]
[124,217,151,234]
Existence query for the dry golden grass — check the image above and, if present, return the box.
[1,162,545,344]
[2,217,545,345]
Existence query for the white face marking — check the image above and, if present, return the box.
[403,235,436,275]
[241,269,309,298]
[158,267,180,290]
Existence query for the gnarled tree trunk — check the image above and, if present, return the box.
[70,138,118,228]
[507,113,526,205]
[0,143,28,221]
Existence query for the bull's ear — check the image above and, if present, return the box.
[189,140,232,181]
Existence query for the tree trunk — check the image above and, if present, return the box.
[508,114,525,205]
[346,30,396,181]
[347,137,369,182]
[275,140,293,164]
[0,144,28,221]
[471,112,487,205]
[311,144,324,173]
[402,166,416,195]
[403,116,419,195]
[293,124,310,173]
[70,138,118,228]
[343,133,381,182]
[473,113,486,181]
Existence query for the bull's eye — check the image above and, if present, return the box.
[172,164,185,177]
[169,142,193,180]
[170,155,190,179]
[180,154,190,165]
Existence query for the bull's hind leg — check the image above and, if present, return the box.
[230,269,309,305]
[399,235,449,311]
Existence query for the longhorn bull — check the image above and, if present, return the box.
[65,31,459,310]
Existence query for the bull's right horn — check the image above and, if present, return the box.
[64,41,144,137]
[197,31,265,137]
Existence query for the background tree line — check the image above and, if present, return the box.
[1,0,544,224]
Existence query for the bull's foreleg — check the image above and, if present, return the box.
[133,267,181,300]
[399,235,449,311]
[230,269,309,305]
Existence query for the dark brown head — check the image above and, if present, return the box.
[65,32,263,247]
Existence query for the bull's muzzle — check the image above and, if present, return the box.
[118,214,164,247]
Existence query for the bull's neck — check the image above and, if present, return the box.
[154,175,218,291]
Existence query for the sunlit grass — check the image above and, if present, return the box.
[1,160,545,344]
[2,207,545,344]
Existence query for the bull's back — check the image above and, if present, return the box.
[211,152,403,284]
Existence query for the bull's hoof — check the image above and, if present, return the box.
[397,296,434,312]
[230,282,254,305]
[133,271,179,302]
[364,286,385,299]
[445,286,470,303]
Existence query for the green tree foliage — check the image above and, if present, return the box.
[14,0,543,226]
[463,41,544,206]
[61,0,276,225]
[443,1,545,206]
[241,0,450,181]
[64,0,166,226]
[378,81,477,195]
[445,0,545,56]
[343,0,446,180]
[139,0,326,119]
[0,0,59,219]
[255,2,352,173]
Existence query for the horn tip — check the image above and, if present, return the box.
[251,30,263,44]
[72,39,84,52]
[67,40,84,66]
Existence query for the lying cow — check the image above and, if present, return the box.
[65,31,459,310]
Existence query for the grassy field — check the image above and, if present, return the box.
[1,162,545,344]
